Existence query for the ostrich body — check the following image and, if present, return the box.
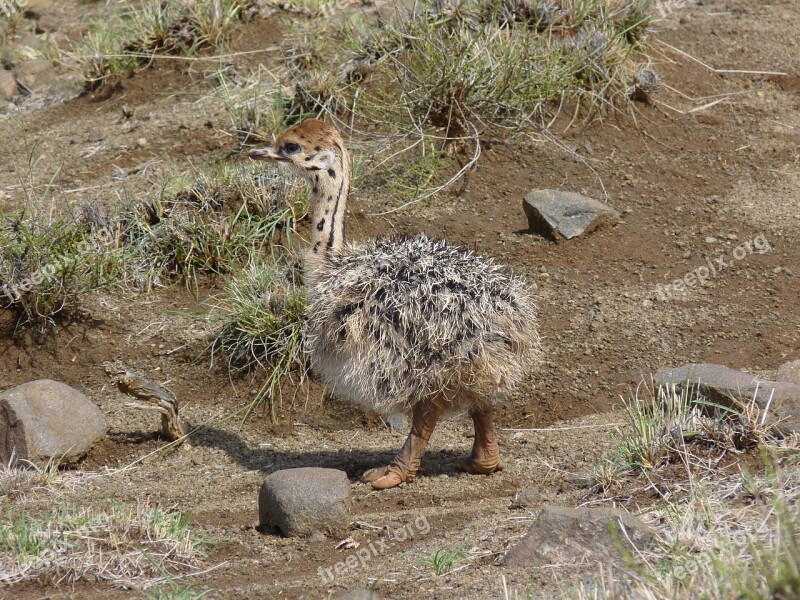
[250,119,541,490]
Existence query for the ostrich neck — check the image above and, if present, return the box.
[306,154,349,266]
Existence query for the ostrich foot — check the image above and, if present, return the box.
[455,454,504,474]
[456,407,504,475]
[361,398,444,490]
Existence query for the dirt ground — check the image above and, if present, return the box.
[1,0,799,598]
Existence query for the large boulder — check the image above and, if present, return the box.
[0,379,106,464]
[653,363,800,435]
[523,189,620,240]
[259,467,351,537]
[503,505,655,568]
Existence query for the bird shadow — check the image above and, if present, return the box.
[186,424,466,482]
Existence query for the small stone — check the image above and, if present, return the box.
[726,233,738,241]
[503,505,655,568]
[522,189,620,241]
[705,236,717,244]
[259,467,350,537]
[0,380,106,464]
[136,138,148,148]
[510,486,541,508]
[308,530,327,543]
[25,0,55,15]
[16,60,57,90]
[35,14,59,33]
[564,467,599,488]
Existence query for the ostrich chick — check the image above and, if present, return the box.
[250,119,541,490]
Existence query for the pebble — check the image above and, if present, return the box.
[136,137,148,148]
[705,236,717,244]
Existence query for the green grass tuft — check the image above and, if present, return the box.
[209,260,307,422]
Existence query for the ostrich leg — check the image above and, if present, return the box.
[455,407,504,474]
[362,396,445,490]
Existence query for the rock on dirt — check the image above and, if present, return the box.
[653,363,800,435]
[0,379,107,464]
[778,360,800,386]
[502,505,655,568]
[259,467,351,537]
[523,189,621,240]
[0,69,17,101]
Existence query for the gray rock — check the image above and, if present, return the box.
[0,379,106,464]
[503,505,655,568]
[510,486,541,508]
[336,590,379,600]
[0,69,17,101]
[778,360,800,386]
[653,363,800,434]
[564,467,598,489]
[523,189,620,240]
[259,467,350,537]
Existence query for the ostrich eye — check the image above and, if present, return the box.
[282,142,300,154]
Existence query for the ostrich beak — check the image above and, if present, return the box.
[249,146,284,162]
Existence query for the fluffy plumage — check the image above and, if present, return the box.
[305,233,541,415]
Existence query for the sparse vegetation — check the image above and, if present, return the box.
[583,380,777,485]
[566,461,800,599]
[421,545,468,576]
[0,206,111,329]
[209,259,307,421]
[0,500,205,586]
[64,0,262,89]
[0,454,64,502]
[263,0,655,203]
[116,163,308,291]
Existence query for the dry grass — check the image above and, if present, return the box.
[561,380,800,598]
[63,0,262,89]
[270,0,656,204]
[566,460,800,599]
[0,499,206,587]
[208,259,308,421]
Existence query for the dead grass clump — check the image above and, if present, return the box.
[574,380,778,495]
[0,455,63,503]
[0,500,205,587]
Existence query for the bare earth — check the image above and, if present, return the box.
[1,0,799,597]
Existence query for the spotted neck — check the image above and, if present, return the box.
[306,147,350,263]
